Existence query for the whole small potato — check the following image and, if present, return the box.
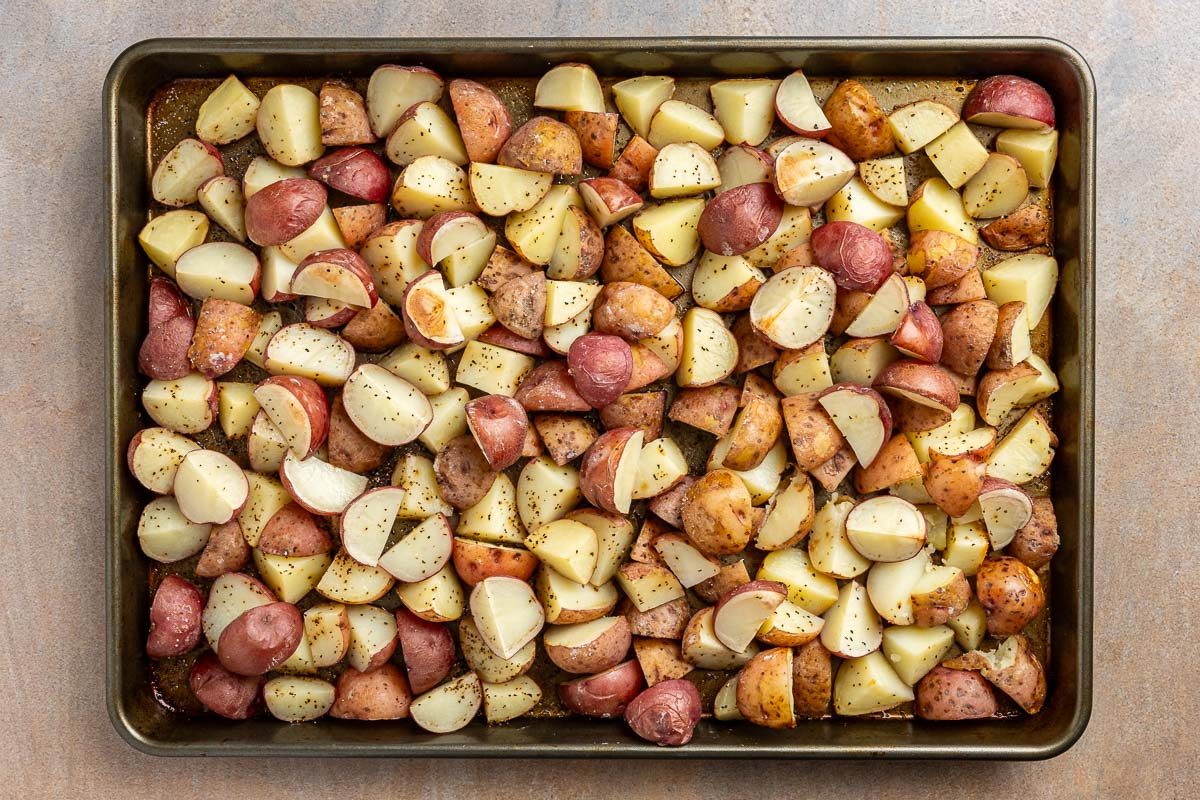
[308,146,391,203]
[434,434,499,510]
[976,556,1046,636]
[189,653,262,720]
[245,178,327,246]
[592,282,676,341]
[698,182,783,256]
[330,664,413,720]
[394,607,456,694]
[216,601,305,676]
[195,520,251,578]
[915,665,998,720]
[498,116,583,176]
[624,678,703,746]
[146,574,205,658]
[466,394,530,470]
[568,333,634,409]
[682,469,754,555]
[139,314,196,381]
[558,659,646,718]
[822,79,894,161]
[811,221,894,292]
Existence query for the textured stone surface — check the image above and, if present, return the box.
[1,2,1197,798]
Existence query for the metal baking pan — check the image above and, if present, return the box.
[105,37,1094,759]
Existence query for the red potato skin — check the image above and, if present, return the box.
[698,182,784,256]
[890,301,944,364]
[451,537,540,586]
[416,210,486,266]
[148,278,192,328]
[624,679,703,746]
[245,178,328,246]
[138,314,196,380]
[607,135,658,193]
[515,361,592,412]
[449,79,513,164]
[146,575,205,658]
[189,299,263,378]
[811,221,893,292]
[874,359,959,412]
[216,602,305,676]
[327,394,389,474]
[558,659,646,718]
[402,270,462,350]
[477,324,552,357]
[394,607,457,694]
[962,75,1056,129]
[195,520,251,578]
[258,502,333,557]
[568,333,634,409]
[305,297,358,328]
[916,666,999,721]
[308,146,391,203]
[256,374,330,459]
[294,248,379,309]
[330,664,413,720]
[579,427,640,513]
[188,653,262,720]
[580,177,643,222]
[465,394,529,470]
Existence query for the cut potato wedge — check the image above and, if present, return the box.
[391,155,474,219]
[820,580,882,658]
[505,185,583,266]
[613,76,675,139]
[409,672,482,733]
[773,139,856,207]
[710,78,779,146]
[858,157,908,206]
[757,548,839,615]
[649,143,722,199]
[887,100,958,154]
[647,100,725,150]
[865,549,931,625]
[395,563,465,622]
[342,364,432,446]
[257,84,324,166]
[749,266,836,350]
[482,675,543,723]
[982,254,1058,329]
[833,650,915,715]
[316,549,395,604]
[825,177,904,232]
[677,307,739,388]
[385,101,468,166]
[263,323,355,387]
[469,163,553,217]
[925,121,989,188]
[196,75,261,145]
[535,62,605,113]
[995,128,1059,189]
[632,197,704,267]
[525,519,599,585]
[455,340,535,396]
[908,178,978,245]
[986,408,1056,484]
[774,70,830,137]
[845,495,927,562]
[963,153,1029,219]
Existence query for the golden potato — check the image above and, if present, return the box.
[681,469,754,555]
[534,414,599,466]
[341,300,406,352]
[823,80,895,161]
[490,270,547,340]
[598,391,667,441]
[975,556,1046,636]
[737,647,796,729]
[498,116,583,176]
[1009,496,1059,569]
[565,110,619,170]
[939,299,999,376]
[781,392,844,471]
[188,299,262,379]
[600,225,684,300]
[791,639,832,718]
[668,385,740,437]
[721,395,783,471]
[906,230,979,290]
[592,281,676,340]
[980,203,1050,251]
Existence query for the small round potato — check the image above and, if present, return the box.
[394,607,456,694]
[568,333,634,409]
[697,182,783,256]
[434,435,499,510]
[244,178,327,246]
[682,469,754,555]
[976,556,1046,636]
[139,315,196,381]
[216,601,305,676]
[189,653,261,720]
[498,116,583,176]
[624,678,703,746]
[592,282,676,341]
[330,663,413,720]
[810,221,893,292]
[146,575,205,658]
[915,665,998,720]
[558,659,646,718]
[1009,497,1060,570]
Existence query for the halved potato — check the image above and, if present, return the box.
[647,100,725,150]
[649,143,722,199]
[710,78,779,146]
[632,197,704,267]
[963,153,1029,219]
[612,75,675,138]
[676,307,739,388]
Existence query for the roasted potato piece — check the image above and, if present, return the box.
[792,639,833,718]
[558,659,645,718]
[326,394,389,474]
[737,646,796,729]
[646,476,694,529]
[939,300,999,377]
[599,391,666,441]
[147,575,205,658]
[534,414,599,465]
[975,556,1046,636]
[188,299,262,379]
[568,333,634,408]
[608,135,659,194]
[906,230,979,290]
[633,638,694,686]
[195,520,251,578]
[565,110,619,169]
[915,665,998,720]
[434,435,499,510]
[781,392,844,471]
[731,314,778,374]
[189,653,261,719]
[624,679,703,746]
[340,300,406,352]
[720,395,783,471]
[319,81,374,146]
[600,225,683,300]
[592,281,675,341]
[515,361,591,412]
[448,79,513,165]
[682,469,754,555]
[980,203,1051,251]
[498,116,583,176]
[621,596,692,640]
[490,270,547,340]
[668,385,740,437]
[823,80,894,161]
[1009,496,1059,569]
[330,664,413,720]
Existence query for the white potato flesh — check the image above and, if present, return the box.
[525,519,598,585]
[456,473,523,544]
[360,221,428,305]
[908,178,977,244]
[830,338,899,387]
[345,604,399,672]
[825,176,904,232]
[505,185,582,265]
[242,156,306,198]
[290,260,373,308]
[152,138,224,208]
[757,548,839,615]
[947,599,988,651]
[632,196,704,266]
[756,473,816,551]
[470,576,546,659]
[649,142,721,199]
[714,675,743,720]
[468,163,553,217]
[713,585,786,653]
[612,76,675,138]
[758,599,824,644]
[963,153,1029,219]
[252,382,314,458]
[986,408,1056,484]
[925,121,989,189]
[710,79,779,146]
[865,549,931,625]
[247,411,288,473]
[982,254,1058,329]
[773,139,856,207]
[481,675,542,723]
[774,346,833,396]
[237,472,290,547]
[566,509,635,587]
[845,496,927,563]
[304,603,350,667]
[460,617,536,683]
[844,273,910,338]
[535,63,605,113]
[858,157,908,207]
[676,307,738,388]
[647,100,725,150]
[340,486,405,567]
[744,204,812,269]
[819,389,889,468]
[716,145,773,193]
[395,563,464,622]
[196,75,261,145]
[995,128,1059,189]
[279,207,347,263]
[536,569,618,624]
[129,427,200,494]
[275,633,316,675]
[616,563,685,612]
[943,521,990,576]
[386,101,468,166]
[681,607,758,669]
[280,452,368,516]
[833,650,914,715]
[807,495,871,579]
[1021,355,1060,404]
[543,305,592,356]
[654,536,720,588]
[202,572,275,651]
[887,100,958,154]
[640,316,683,372]
[418,387,469,453]
[173,449,248,525]
[217,382,259,439]
[142,372,216,435]
[378,344,450,395]
[257,84,325,166]
[979,483,1033,550]
[263,323,356,387]
[882,625,955,686]
[391,453,453,519]
[253,549,332,604]
[820,580,883,658]
[454,340,535,397]
[692,253,766,312]
[366,65,444,138]
[342,364,433,447]
[409,672,482,733]
[517,456,581,532]
[632,437,688,500]
[138,210,209,275]
[258,251,297,307]
[263,676,336,722]
[712,438,786,505]
[378,513,453,582]
[174,242,259,305]
[544,280,602,326]
[197,175,247,241]
[391,155,474,219]
[549,207,601,279]
[317,549,395,605]
[137,496,211,563]
[749,266,836,349]
[774,70,830,137]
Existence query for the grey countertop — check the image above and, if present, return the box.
[2,2,1197,798]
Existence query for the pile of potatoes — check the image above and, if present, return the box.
[131,62,1062,745]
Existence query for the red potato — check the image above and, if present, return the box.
[127,424,199,492]
[592,282,675,341]
[394,607,456,694]
[981,205,1051,252]
[216,601,304,676]
[152,138,225,207]
[515,360,592,412]
[245,178,328,246]
[185,299,262,378]
[599,391,666,440]
[775,70,831,137]
[626,344,671,392]
[569,333,634,409]
[139,314,196,381]
[195,520,251,578]
[565,110,619,169]
[906,230,979,290]
[891,301,944,364]
[449,79,513,164]
[452,537,540,586]
[188,653,261,720]
[925,451,986,518]
[608,135,659,193]
[257,503,332,557]
[624,679,702,746]
[466,394,530,470]
[291,248,378,309]
[319,81,374,146]
[498,116,583,176]
[874,359,959,413]
[915,665,998,721]
[558,659,646,718]
[579,427,644,514]
[546,617,633,674]
[669,385,740,437]
[253,374,329,460]
[148,277,192,327]
[308,147,391,203]
[434,435,499,510]
[810,221,893,292]
[939,299,999,376]
[478,324,552,358]
[173,449,248,525]
[962,75,1055,130]
[330,664,413,720]
[1010,497,1060,570]
[366,65,445,138]
[975,556,1046,636]
[401,270,463,349]
[326,394,389,474]
[698,182,784,256]
[580,177,644,228]
[146,575,205,658]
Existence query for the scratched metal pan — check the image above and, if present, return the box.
[104,37,1094,759]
